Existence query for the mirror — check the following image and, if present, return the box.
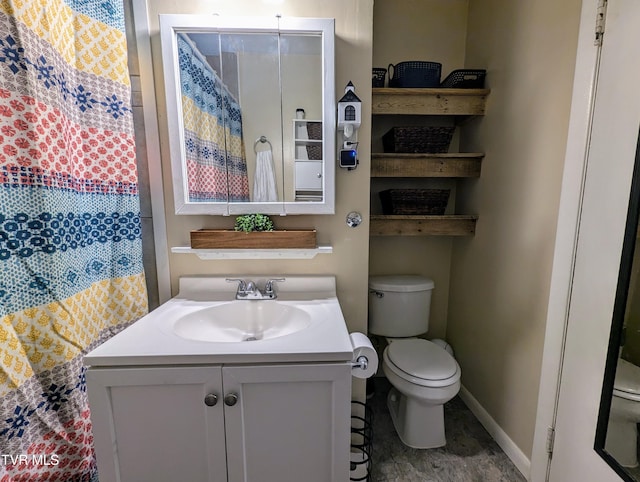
[159,15,335,215]
[595,131,640,480]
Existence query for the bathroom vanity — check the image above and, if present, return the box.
[84,276,353,482]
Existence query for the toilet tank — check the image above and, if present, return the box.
[368,275,435,337]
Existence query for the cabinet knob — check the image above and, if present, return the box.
[204,393,218,407]
[224,393,239,406]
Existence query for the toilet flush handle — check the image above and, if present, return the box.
[369,289,384,298]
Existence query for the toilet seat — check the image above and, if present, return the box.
[384,339,460,388]
[614,358,640,402]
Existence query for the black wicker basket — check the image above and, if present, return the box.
[372,68,387,87]
[306,122,322,140]
[388,61,441,88]
[306,144,322,160]
[305,122,322,159]
[440,69,486,88]
[380,189,450,215]
[382,126,455,154]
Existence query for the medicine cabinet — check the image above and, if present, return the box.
[159,15,336,215]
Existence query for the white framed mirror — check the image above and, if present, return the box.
[159,15,335,215]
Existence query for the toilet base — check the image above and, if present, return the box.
[605,418,639,468]
[605,393,640,468]
[387,387,446,449]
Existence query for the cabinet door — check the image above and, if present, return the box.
[222,363,351,482]
[295,161,323,191]
[87,366,226,482]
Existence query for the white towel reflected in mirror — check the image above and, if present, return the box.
[253,149,278,202]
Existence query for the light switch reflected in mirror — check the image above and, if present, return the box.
[159,15,335,215]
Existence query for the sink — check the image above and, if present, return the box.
[84,276,355,365]
[172,301,313,343]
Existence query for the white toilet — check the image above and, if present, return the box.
[605,357,640,467]
[368,275,461,449]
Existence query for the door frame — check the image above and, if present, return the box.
[530,0,604,479]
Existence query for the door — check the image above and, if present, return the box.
[87,366,227,482]
[222,363,351,482]
[547,0,640,479]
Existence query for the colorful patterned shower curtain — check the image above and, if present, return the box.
[178,34,250,203]
[0,1,148,480]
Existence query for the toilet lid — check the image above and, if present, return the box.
[386,339,458,381]
[615,358,640,397]
[368,275,434,292]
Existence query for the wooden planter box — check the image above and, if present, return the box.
[190,229,317,249]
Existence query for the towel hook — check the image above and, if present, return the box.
[253,135,273,154]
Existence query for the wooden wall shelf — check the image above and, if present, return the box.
[371,153,483,177]
[372,88,490,116]
[370,88,488,237]
[370,215,478,236]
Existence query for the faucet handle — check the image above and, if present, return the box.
[226,278,246,291]
[264,278,285,294]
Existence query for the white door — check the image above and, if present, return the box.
[221,363,351,482]
[547,0,640,479]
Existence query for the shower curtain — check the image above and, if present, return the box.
[178,34,250,203]
[0,1,148,480]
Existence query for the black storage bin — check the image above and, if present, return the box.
[388,61,441,88]
[380,189,450,215]
[372,68,387,87]
[382,126,455,154]
[440,69,486,88]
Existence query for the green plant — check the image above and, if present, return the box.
[234,214,275,233]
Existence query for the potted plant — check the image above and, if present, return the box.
[190,214,317,249]
[233,214,275,233]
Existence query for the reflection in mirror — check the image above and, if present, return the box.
[159,15,335,215]
[219,32,283,203]
[176,32,243,204]
[279,34,323,203]
[596,133,640,481]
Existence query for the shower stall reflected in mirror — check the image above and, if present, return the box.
[596,131,640,481]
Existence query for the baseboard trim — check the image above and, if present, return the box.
[459,385,531,480]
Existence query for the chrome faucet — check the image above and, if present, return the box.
[226,278,285,300]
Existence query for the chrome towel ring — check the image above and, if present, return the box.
[253,135,273,154]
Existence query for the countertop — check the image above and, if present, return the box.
[84,276,354,367]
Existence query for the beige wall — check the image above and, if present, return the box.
[140,0,373,345]
[448,0,582,457]
[369,0,469,341]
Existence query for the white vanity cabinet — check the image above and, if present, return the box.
[86,362,351,482]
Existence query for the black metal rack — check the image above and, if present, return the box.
[350,400,373,481]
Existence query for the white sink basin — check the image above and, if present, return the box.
[84,276,355,366]
[172,301,313,343]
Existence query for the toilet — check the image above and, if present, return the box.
[368,275,460,449]
[605,357,640,467]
